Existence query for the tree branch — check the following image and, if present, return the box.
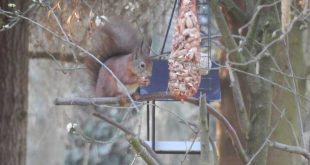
[230,72,251,138]
[209,0,245,63]
[212,0,252,140]
[221,0,248,23]
[56,94,248,163]
[126,135,160,165]
[199,94,213,165]
[93,113,161,165]
[268,140,310,160]
[242,0,265,53]
[54,92,199,106]
[205,103,249,164]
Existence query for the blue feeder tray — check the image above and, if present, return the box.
[139,60,221,102]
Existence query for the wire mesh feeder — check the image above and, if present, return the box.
[139,0,220,154]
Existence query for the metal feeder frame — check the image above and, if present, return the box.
[143,0,216,154]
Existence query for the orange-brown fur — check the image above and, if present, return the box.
[217,1,250,165]
[95,52,152,97]
[84,18,153,100]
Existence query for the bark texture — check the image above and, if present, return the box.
[0,1,29,165]
[215,0,305,165]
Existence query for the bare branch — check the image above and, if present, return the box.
[209,0,245,63]
[199,94,213,165]
[281,37,306,148]
[180,132,199,165]
[238,1,280,35]
[0,2,36,32]
[232,9,310,66]
[0,8,142,111]
[242,0,265,52]
[230,71,251,138]
[54,92,200,106]
[268,141,310,160]
[93,113,134,135]
[220,0,248,23]
[56,94,248,163]
[205,103,249,164]
[232,67,310,103]
[28,51,84,62]
[246,109,285,165]
[126,135,160,165]
[93,113,161,165]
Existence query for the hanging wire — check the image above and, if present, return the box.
[160,0,178,55]
[146,0,214,154]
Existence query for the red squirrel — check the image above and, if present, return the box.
[84,18,153,99]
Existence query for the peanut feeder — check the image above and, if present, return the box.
[168,0,201,100]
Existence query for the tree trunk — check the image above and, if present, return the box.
[215,0,305,164]
[267,23,306,165]
[0,1,29,165]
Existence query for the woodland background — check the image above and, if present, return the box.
[1,0,310,165]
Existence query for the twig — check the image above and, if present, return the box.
[230,71,250,139]
[180,132,199,165]
[57,95,247,163]
[205,103,249,164]
[92,113,161,165]
[242,0,265,53]
[246,109,285,165]
[232,67,310,103]
[220,0,248,23]
[226,62,251,138]
[93,113,134,135]
[55,97,121,105]
[54,92,199,106]
[0,8,141,112]
[209,0,245,64]
[268,141,310,160]
[154,104,198,134]
[126,135,160,165]
[231,10,310,66]
[0,3,37,32]
[199,94,213,165]
[130,154,138,165]
[272,102,300,146]
[282,37,305,148]
[238,1,280,35]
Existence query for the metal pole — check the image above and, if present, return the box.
[147,101,150,141]
[152,100,156,150]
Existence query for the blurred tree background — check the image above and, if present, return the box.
[0,0,310,165]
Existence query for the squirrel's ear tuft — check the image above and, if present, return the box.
[140,39,151,56]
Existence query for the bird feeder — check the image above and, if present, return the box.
[139,0,221,154]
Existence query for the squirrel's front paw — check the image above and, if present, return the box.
[139,77,150,86]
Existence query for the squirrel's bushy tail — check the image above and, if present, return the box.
[84,17,142,84]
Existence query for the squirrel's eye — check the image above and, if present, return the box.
[140,62,145,68]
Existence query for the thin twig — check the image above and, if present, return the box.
[199,94,213,165]
[205,103,249,164]
[54,92,199,106]
[231,10,310,66]
[272,102,300,146]
[92,113,161,165]
[57,95,247,163]
[268,140,310,160]
[93,113,134,135]
[238,1,280,35]
[180,132,199,165]
[0,8,142,112]
[282,37,305,148]
[209,0,245,64]
[220,0,248,23]
[246,109,285,165]
[232,67,310,103]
